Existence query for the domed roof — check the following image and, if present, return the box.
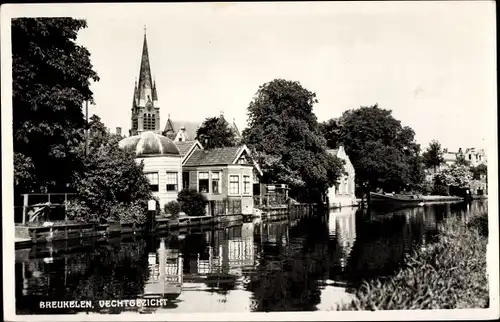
[118,131,180,156]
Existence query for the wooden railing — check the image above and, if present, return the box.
[16,193,77,224]
[254,194,288,208]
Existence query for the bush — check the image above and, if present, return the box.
[164,201,181,216]
[432,183,449,196]
[109,201,147,224]
[177,189,208,217]
[340,212,489,310]
[468,212,488,237]
[65,200,92,223]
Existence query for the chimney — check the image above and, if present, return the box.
[116,127,122,136]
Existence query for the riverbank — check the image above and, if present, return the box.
[340,211,489,310]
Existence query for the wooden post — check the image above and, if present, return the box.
[22,194,28,225]
[64,194,68,222]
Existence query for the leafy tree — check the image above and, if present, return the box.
[241,79,345,203]
[196,116,236,149]
[434,164,473,188]
[177,189,208,217]
[471,164,487,181]
[12,18,99,194]
[67,116,152,224]
[422,140,445,172]
[319,118,342,149]
[332,105,423,196]
[455,153,471,167]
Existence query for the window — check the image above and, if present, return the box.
[143,112,156,131]
[145,172,159,192]
[229,175,240,194]
[212,172,220,194]
[166,172,178,192]
[199,172,209,193]
[243,175,251,194]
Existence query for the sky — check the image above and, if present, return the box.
[10,2,499,151]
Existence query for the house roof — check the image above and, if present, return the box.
[184,146,243,167]
[163,119,201,141]
[173,140,198,157]
[163,115,241,141]
[118,131,180,156]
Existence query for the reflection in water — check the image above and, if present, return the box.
[15,200,487,313]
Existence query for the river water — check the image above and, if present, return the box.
[15,200,487,314]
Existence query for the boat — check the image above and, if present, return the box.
[369,192,425,205]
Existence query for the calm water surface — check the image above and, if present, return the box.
[15,200,487,314]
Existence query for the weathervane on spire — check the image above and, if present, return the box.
[144,25,147,34]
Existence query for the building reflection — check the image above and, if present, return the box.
[143,238,183,300]
[142,223,256,301]
[328,207,357,270]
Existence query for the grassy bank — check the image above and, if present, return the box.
[341,211,489,310]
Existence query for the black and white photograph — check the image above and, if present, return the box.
[1,2,498,321]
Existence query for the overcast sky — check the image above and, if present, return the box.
[9,2,498,151]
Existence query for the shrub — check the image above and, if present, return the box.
[177,189,208,217]
[340,212,489,310]
[164,201,181,216]
[432,183,449,196]
[65,200,92,223]
[109,201,147,225]
[468,211,488,237]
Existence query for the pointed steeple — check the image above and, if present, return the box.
[130,27,160,136]
[137,28,154,102]
[152,78,158,101]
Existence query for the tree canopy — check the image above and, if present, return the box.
[12,18,99,193]
[242,79,345,202]
[195,116,237,149]
[67,115,152,224]
[325,104,424,194]
[434,164,473,189]
[422,140,445,172]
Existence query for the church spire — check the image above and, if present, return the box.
[130,27,160,136]
[137,27,153,102]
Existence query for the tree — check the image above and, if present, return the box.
[177,189,208,217]
[12,18,99,194]
[319,118,342,149]
[196,116,237,149]
[455,153,471,167]
[241,79,345,203]
[434,164,473,189]
[333,105,423,196]
[471,164,487,181]
[422,140,445,172]
[66,116,152,224]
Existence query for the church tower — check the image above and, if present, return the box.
[130,27,160,136]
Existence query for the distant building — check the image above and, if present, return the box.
[163,111,241,143]
[327,145,356,208]
[182,144,262,216]
[118,131,183,207]
[464,148,487,167]
[440,147,487,169]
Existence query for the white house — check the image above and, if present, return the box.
[118,131,183,208]
[327,146,357,208]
